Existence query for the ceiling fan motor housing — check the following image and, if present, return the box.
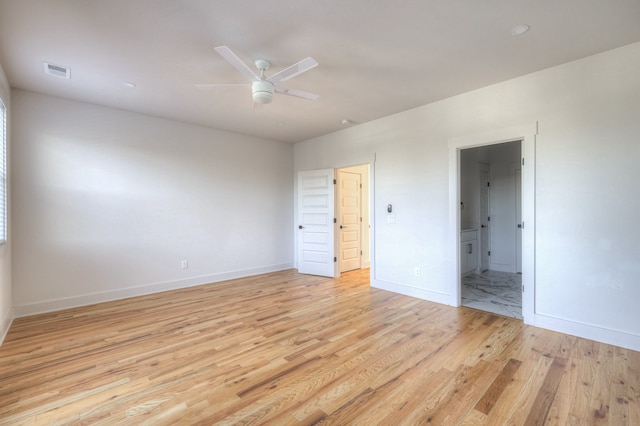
[252,80,274,104]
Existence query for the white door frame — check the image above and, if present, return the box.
[448,123,537,324]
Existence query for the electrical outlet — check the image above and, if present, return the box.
[181,260,188,270]
[414,267,421,277]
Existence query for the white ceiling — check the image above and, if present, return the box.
[1,0,640,143]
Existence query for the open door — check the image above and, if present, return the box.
[515,168,522,273]
[297,169,336,277]
[337,169,362,273]
[479,168,490,272]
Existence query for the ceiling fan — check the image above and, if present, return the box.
[197,46,319,106]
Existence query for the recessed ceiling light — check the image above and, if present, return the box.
[511,25,530,36]
[341,119,353,125]
[123,82,136,88]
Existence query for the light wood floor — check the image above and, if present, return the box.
[1,269,638,425]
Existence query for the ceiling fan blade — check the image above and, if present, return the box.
[275,86,320,101]
[195,83,248,90]
[214,46,259,82]
[268,57,318,84]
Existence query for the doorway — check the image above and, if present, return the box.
[297,164,371,277]
[450,123,536,323]
[458,140,524,319]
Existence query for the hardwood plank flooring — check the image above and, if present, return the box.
[0,268,638,425]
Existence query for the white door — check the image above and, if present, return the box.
[515,168,522,273]
[479,169,490,272]
[337,170,362,273]
[297,169,336,277]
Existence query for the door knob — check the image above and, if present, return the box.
[298,225,305,229]
[340,225,347,229]
[481,225,487,228]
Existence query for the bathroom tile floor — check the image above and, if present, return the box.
[461,270,522,320]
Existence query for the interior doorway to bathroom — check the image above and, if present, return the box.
[459,140,523,319]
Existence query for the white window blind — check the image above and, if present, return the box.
[0,99,5,243]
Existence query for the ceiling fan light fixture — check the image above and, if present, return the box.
[207,47,318,106]
[511,24,530,36]
[252,80,274,104]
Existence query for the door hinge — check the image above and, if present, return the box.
[360,250,363,255]
[522,158,525,166]
[487,216,490,222]
[333,179,336,185]
[360,217,362,222]
[487,181,490,187]
[360,183,362,188]
[334,257,337,262]
[522,285,525,292]
[488,250,491,256]
[333,218,337,223]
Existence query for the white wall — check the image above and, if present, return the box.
[295,42,640,350]
[459,149,483,230]
[0,63,12,344]
[12,90,294,315]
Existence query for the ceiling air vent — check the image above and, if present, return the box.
[43,62,71,79]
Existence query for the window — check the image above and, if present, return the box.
[0,99,5,243]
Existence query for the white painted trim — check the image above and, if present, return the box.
[370,153,377,286]
[0,306,13,345]
[371,279,454,306]
[448,123,537,324]
[533,314,640,352]
[14,263,293,317]
[520,131,536,323]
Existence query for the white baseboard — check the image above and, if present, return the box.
[488,264,515,273]
[0,306,14,346]
[14,263,293,318]
[371,279,454,306]
[532,313,640,352]
[13,265,638,352]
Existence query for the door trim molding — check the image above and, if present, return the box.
[448,123,537,324]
